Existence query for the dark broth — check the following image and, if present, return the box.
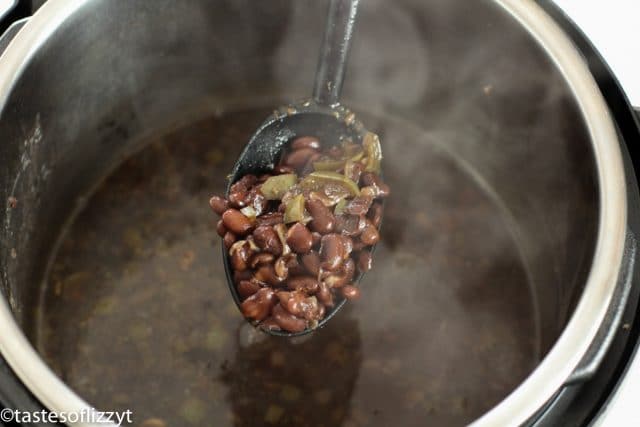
[34,109,536,426]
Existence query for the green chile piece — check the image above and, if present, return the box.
[284,194,306,223]
[312,158,345,171]
[300,171,360,198]
[334,199,348,215]
[363,131,382,173]
[260,174,297,200]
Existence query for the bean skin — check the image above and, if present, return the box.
[253,225,282,255]
[306,199,335,234]
[287,276,320,293]
[272,303,307,333]
[240,288,277,321]
[291,136,321,151]
[341,285,360,300]
[320,234,346,271]
[237,280,261,299]
[222,209,254,236]
[209,196,228,215]
[286,223,313,254]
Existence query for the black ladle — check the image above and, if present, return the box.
[225,0,371,337]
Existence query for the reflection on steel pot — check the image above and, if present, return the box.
[0,0,636,426]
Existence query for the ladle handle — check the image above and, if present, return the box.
[312,0,359,107]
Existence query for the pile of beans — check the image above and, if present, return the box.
[210,134,388,333]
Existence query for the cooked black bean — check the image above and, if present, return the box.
[341,285,360,300]
[254,264,285,287]
[286,223,313,254]
[253,225,282,255]
[241,288,277,321]
[248,188,267,216]
[324,258,355,288]
[360,222,380,246]
[360,172,390,198]
[311,232,322,248]
[301,251,321,276]
[339,235,353,257]
[284,148,319,170]
[291,136,321,151]
[285,254,307,277]
[320,234,346,271]
[209,195,228,215]
[222,209,254,236]
[306,199,335,234]
[272,303,306,333]
[317,281,334,307]
[278,292,322,321]
[287,276,319,293]
[256,212,284,226]
[234,269,252,285]
[367,201,383,227]
[237,280,261,299]
[212,134,388,331]
[345,195,373,216]
[223,231,237,250]
[351,238,367,252]
[230,241,252,272]
[249,252,275,269]
[216,219,227,237]
[274,257,289,280]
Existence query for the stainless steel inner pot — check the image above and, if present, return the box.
[0,0,627,426]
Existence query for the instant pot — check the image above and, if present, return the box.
[0,0,639,426]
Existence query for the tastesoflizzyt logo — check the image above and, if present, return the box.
[0,407,133,426]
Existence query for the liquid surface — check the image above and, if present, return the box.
[35,109,536,426]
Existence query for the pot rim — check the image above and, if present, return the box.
[0,0,626,426]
